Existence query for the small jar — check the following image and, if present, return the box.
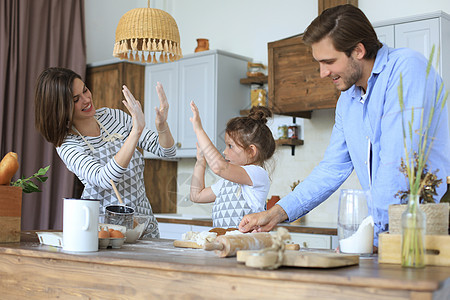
[250,84,266,107]
[278,125,288,139]
[288,125,298,139]
[247,62,266,77]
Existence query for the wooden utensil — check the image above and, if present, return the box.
[110,179,124,204]
[203,233,274,257]
[174,237,299,252]
[237,250,359,269]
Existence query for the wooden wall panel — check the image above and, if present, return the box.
[318,0,358,15]
[144,159,177,213]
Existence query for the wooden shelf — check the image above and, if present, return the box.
[276,139,304,156]
[240,109,312,119]
[276,139,304,146]
[240,75,268,85]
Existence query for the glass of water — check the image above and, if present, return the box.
[337,189,374,254]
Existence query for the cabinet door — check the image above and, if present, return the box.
[144,62,179,158]
[374,25,395,48]
[158,222,191,239]
[86,63,144,111]
[177,55,215,156]
[394,19,440,70]
[288,233,332,249]
[268,35,339,117]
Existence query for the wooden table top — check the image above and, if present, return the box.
[0,231,448,299]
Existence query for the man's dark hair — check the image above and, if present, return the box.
[303,4,382,59]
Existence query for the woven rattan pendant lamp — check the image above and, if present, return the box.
[113,0,182,63]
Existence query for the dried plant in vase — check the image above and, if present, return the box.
[290,180,301,191]
[397,45,448,268]
[395,154,442,204]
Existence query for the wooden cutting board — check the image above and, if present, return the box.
[173,238,301,252]
[237,250,359,269]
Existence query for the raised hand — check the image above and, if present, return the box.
[122,85,145,135]
[189,101,203,132]
[154,82,169,129]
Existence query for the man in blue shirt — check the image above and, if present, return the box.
[239,4,450,248]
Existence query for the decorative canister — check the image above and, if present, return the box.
[288,125,298,139]
[250,84,266,107]
[195,38,209,52]
[278,125,288,139]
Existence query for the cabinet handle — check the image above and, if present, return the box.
[176,142,182,148]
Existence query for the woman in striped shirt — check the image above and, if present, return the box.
[35,67,176,238]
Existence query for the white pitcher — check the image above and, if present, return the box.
[63,198,100,252]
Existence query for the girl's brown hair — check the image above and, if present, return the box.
[303,4,382,59]
[35,67,81,147]
[226,106,275,167]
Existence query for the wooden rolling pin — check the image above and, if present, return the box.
[203,233,299,257]
[203,233,272,257]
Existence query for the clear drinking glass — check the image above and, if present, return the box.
[337,189,374,254]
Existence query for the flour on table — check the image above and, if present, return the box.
[224,230,243,236]
[182,231,217,245]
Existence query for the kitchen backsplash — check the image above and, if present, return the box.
[176,108,362,225]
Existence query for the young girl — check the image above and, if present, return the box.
[189,101,276,228]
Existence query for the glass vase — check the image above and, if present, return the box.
[401,194,426,268]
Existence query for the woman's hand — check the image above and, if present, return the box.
[189,101,203,132]
[154,82,169,130]
[122,85,145,135]
[152,82,175,148]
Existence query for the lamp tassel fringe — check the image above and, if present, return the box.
[113,38,182,63]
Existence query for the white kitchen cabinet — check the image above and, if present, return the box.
[158,222,191,240]
[286,232,334,250]
[158,222,212,240]
[144,50,250,158]
[373,11,450,125]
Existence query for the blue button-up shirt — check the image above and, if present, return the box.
[277,45,450,246]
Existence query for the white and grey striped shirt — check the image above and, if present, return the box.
[56,108,176,237]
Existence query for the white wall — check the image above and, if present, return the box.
[85,0,450,225]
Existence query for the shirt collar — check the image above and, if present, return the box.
[346,44,390,102]
[371,43,389,76]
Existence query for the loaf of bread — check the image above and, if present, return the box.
[0,152,19,185]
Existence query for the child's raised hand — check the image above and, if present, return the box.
[189,101,203,131]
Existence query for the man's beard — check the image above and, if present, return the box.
[340,57,363,92]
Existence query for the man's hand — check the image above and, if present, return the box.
[239,205,289,233]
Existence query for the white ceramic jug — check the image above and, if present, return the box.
[63,198,100,252]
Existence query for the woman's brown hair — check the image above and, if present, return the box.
[303,4,382,59]
[35,67,81,147]
[226,106,276,167]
